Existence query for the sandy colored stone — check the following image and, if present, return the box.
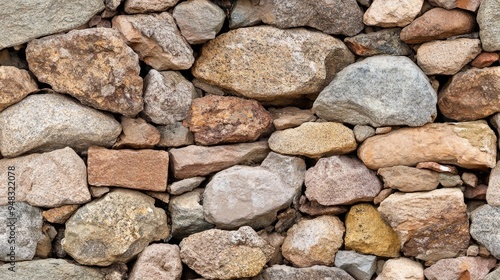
[113,13,193,70]
[157,122,194,148]
[180,226,274,279]
[400,8,476,44]
[87,146,169,192]
[184,95,273,145]
[282,216,344,267]
[192,26,354,102]
[487,161,500,206]
[42,205,80,224]
[35,223,56,258]
[344,28,412,57]
[26,28,143,117]
[169,191,214,239]
[169,141,270,179]
[438,67,500,121]
[378,188,469,261]
[376,258,424,280]
[416,161,458,174]
[0,66,37,111]
[429,0,481,11]
[173,0,225,44]
[374,189,394,205]
[345,204,400,257]
[424,256,496,280]
[129,244,182,280]
[478,0,500,52]
[113,116,160,149]
[269,122,357,159]
[462,172,478,187]
[253,265,355,280]
[358,121,497,170]
[416,38,481,75]
[378,166,439,192]
[268,107,317,130]
[124,0,179,14]
[363,0,423,27]
[471,52,500,68]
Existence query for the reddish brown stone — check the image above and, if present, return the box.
[42,205,80,224]
[184,95,274,146]
[88,147,169,191]
[471,52,499,68]
[298,196,348,216]
[416,162,458,174]
[464,184,487,199]
[113,116,161,149]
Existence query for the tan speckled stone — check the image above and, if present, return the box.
[0,66,37,112]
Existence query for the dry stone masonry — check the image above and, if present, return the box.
[1,0,500,279]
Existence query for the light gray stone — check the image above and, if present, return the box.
[335,251,377,280]
[157,122,194,148]
[375,258,424,280]
[0,258,108,279]
[261,152,306,196]
[229,0,262,29]
[488,161,500,206]
[470,204,500,259]
[344,28,412,57]
[129,244,182,280]
[253,265,355,280]
[486,267,500,280]
[0,93,121,158]
[353,125,376,142]
[169,191,214,239]
[124,0,179,14]
[168,177,205,195]
[313,55,437,127]
[477,0,500,51]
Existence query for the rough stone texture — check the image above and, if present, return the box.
[471,52,500,68]
[358,121,497,170]
[254,265,355,280]
[62,189,170,266]
[376,258,424,280]
[42,205,80,224]
[462,172,478,187]
[299,196,349,216]
[282,216,345,267]
[129,244,182,280]
[0,0,104,49]
[353,125,376,143]
[192,26,354,102]
[179,226,274,279]
[313,55,436,127]
[400,8,476,44]
[268,107,317,130]
[465,184,488,199]
[378,166,440,192]
[487,161,500,206]
[157,122,194,148]
[169,141,269,179]
[345,204,400,257]
[429,0,481,11]
[184,95,274,146]
[470,205,500,259]
[344,28,412,57]
[173,0,225,44]
[89,187,110,198]
[124,0,179,14]
[26,28,143,117]
[203,165,295,229]
[305,156,382,206]
[378,188,469,261]
[113,13,194,70]
[478,0,500,52]
[363,0,423,27]
[0,66,37,112]
[438,67,500,121]
[416,161,458,174]
[259,0,363,36]
[169,191,214,239]
[424,256,496,280]
[229,0,262,29]
[486,267,500,280]
[0,147,89,207]
[334,251,377,280]
[36,223,57,258]
[417,38,481,75]
[113,116,160,149]
[168,177,205,195]
[269,122,357,158]
[0,203,43,261]
[87,146,169,192]
[0,93,121,158]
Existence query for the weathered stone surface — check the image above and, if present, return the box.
[358,121,497,170]
[259,0,363,36]
[42,205,80,224]
[204,165,295,229]
[0,66,37,111]
[464,184,488,199]
[486,267,500,280]
[378,166,439,192]
[89,187,110,198]
[26,28,143,116]
[184,95,273,146]
[113,116,160,149]
[438,67,500,121]
[470,205,500,259]
[344,28,412,57]
[416,38,481,75]
[378,188,469,261]
[173,0,225,44]
[168,177,205,195]
[376,258,424,280]
[305,156,381,206]
[269,122,357,158]
[353,125,376,143]
[169,191,214,239]
[0,203,43,261]
[268,107,317,130]
[124,0,179,14]
[462,172,478,187]
[0,0,104,49]
[88,146,169,192]
[363,0,423,27]
[129,244,182,280]
[0,93,121,158]
[169,141,269,179]
[400,8,476,44]
[471,52,500,68]
[0,147,89,207]
[157,122,194,148]
[229,0,262,29]
[63,189,170,266]
[487,161,500,206]
[113,13,194,70]
[261,152,306,198]
[429,0,480,11]
[192,26,354,102]
[299,196,349,216]
[335,251,377,280]
[478,0,500,52]
[35,223,56,258]
[313,55,436,127]
[416,161,458,174]
[258,231,285,266]
[345,204,400,257]
[253,265,355,280]
[282,216,344,267]
[424,256,496,280]
[180,226,274,279]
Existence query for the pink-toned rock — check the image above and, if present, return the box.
[374,189,394,204]
[400,8,476,44]
[465,184,487,199]
[156,122,194,148]
[0,66,37,111]
[298,196,349,216]
[305,155,382,206]
[358,121,497,170]
[87,146,169,192]
[169,141,270,179]
[428,0,481,11]
[129,244,182,280]
[424,256,496,280]
[462,172,478,187]
[42,205,80,224]
[471,52,500,68]
[363,0,423,27]
[378,166,440,192]
[124,0,179,14]
[376,258,424,280]
[416,162,458,174]
[113,116,160,149]
[268,107,317,130]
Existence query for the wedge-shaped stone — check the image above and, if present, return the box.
[0,66,37,111]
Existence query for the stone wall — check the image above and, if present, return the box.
[0,0,500,279]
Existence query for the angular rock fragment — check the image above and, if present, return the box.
[129,244,182,280]
[429,0,480,11]
[268,107,317,130]
[363,0,423,27]
[344,28,412,57]
[124,0,179,14]
[0,66,37,111]
[157,122,194,148]
[424,256,496,280]
[42,205,80,224]
[334,251,377,280]
[378,166,439,192]
[376,258,424,280]
[253,265,354,280]
[229,0,262,29]
[169,191,214,239]
[113,116,160,149]
[168,177,205,195]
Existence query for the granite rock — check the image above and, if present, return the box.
[344,28,412,57]
[334,251,377,280]
[0,66,37,111]
[113,116,160,149]
[229,0,262,29]
[428,0,481,11]
[169,191,214,239]
[470,204,500,259]
[168,177,205,195]
[129,244,182,280]
[363,0,423,27]
[268,107,317,130]
[376,258,424,280]
[353,125,376,143]
[477,0,500,51]
[124,0,179,14]
[253,265,355,280]
[157,122,194,148]
[424,256,496,280]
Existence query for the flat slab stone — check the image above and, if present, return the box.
[253,265,354,280]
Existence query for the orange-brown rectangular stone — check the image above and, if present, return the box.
[88,146,169,191]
